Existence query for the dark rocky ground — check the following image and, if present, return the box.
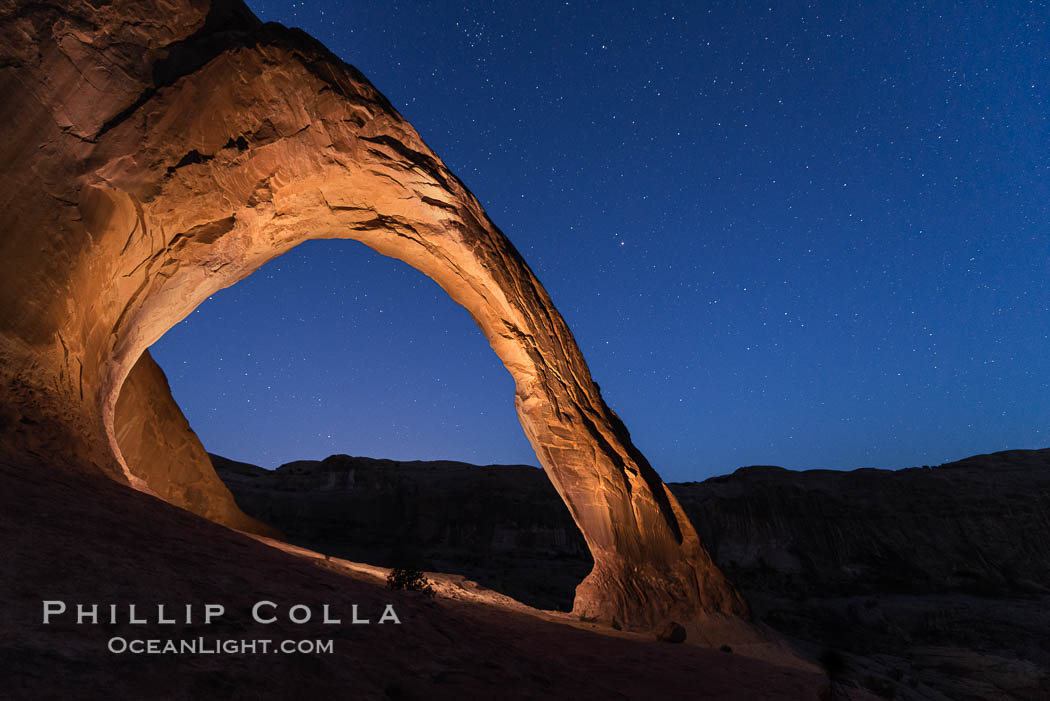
[214,448,1050,701]
[0,455,828,700]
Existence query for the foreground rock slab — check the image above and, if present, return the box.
[0,456,828,700]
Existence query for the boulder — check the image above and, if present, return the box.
[656,621,688,644]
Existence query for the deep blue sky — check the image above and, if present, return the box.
[152,1,1049,481]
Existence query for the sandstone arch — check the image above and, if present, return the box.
[0,0,746,628]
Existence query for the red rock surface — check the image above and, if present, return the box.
[115,350,277,535]
[0,0,743,627]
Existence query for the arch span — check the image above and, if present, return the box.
[0,0,745,628]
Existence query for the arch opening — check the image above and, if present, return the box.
[123,238,593,610]
[150,238,536,470]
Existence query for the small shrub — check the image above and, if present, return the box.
[386,566,435,597]
[720,645,733,653]
[820,648,848,701]
[611,617,622,631]
[821,648,847,678]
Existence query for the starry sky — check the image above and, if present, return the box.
[151,1,1049,482]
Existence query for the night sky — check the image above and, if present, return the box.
[151,1,1049,482]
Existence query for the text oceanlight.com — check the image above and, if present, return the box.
[108,637,335,655]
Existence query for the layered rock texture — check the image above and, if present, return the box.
[0,0,742,627]
[677,448,1050,700]
[217,448,1050,700]
[115,352,277,534]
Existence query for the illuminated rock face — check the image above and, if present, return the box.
[0,0,746,626]
[115,350,279,536]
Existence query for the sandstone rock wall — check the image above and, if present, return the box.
[115,351,277,535]
[676,448,1050,600]
[0,0,744,627]
[673,449,1050,701]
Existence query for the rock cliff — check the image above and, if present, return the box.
[213,453,591,610]
[675,449,1050,700]
[214,448,1050,699]
[675,448,1050,602]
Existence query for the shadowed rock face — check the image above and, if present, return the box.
[676,449,1050,701]
[0,0,744,627]
[215,449,1050,700]
[213,453,593,611]
[675,448,1050,602]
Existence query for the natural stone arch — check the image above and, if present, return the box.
[0,0,746,628]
